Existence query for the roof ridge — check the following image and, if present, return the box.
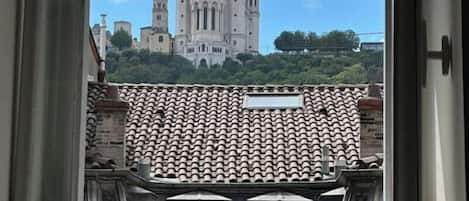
[107,82,379,88]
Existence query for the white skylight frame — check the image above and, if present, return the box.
[243,93,304,109]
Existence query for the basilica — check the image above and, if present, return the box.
[136,0,260,67]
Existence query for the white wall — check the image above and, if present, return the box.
[0,0,16,199]
[85,35,100,82]
[420,0,466,200]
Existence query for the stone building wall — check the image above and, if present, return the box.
[114,21,132,35]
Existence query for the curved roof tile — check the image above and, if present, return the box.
[87,83,373,184]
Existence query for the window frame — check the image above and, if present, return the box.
[385,0,420,200]
[462,0,469,197]
[0,0,16,199]
[243,92,304,110]
[5,0,427,200]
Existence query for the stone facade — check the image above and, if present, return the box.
[135,0,260,65]
[114,21,132,35]
[358,85,383,158]
[136,0,173,54]
[150,32,173,53]
[137,26,152,50]
[153,0,169,33]
[92,86,129,167]
[175,0,260,67]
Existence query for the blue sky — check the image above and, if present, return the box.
[90,0,384,54]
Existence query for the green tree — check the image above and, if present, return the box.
[106,44,380,85]
[292,31,307,52]
[236,53,254,65]
[343,30,360,50]
[333,64,368,84]
[274,31,294,52]
[110,30,132,50]
[320,30,360,51]
[274,30,360,53]
[306,32,320,51]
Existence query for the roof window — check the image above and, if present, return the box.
[244,93,304,109]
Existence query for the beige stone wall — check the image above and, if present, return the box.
[114,21,132,35]
[359,98,384,158]
[360,109,384,158]
[150,33,172,54]
[153,0,169,33]
[138,27,153,50]
[95,108,127,167]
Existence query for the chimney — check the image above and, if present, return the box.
[321,146,330,175]
[98,14,107,82]
[358,84,384,158]
[137,158,152,179]
[94,85,129,167]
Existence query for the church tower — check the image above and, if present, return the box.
[174,0,260,67]
[175,0,191,55]
[152,0,168,33]
[136,0,172,54]
[247,0,260,53]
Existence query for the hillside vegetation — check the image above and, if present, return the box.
[106,49,383,85]
[106,30,382,85]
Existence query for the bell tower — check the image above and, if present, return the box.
[152,0,168,33]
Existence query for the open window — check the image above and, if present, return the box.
[10,0,468,200]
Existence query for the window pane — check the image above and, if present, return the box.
[245,94,303,109]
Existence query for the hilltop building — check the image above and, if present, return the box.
[134,0,261,67]
[360,42,384,52]
[136,0,174,54]
[175,0,260,67]
[114,21,132,35]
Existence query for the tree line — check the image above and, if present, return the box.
[274,30,360,52]
[105,29,382,85]
[106,49,383,85]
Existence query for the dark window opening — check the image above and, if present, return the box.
[203,7,208,30]
[211,7,216,30]
[197,9,200,30]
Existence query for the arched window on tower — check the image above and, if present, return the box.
[203,7,208,30]
[250,0,253,6]
[197,8,200,30]
[211,7,216,30]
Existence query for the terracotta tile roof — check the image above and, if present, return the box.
[351,153,384,169]
[87,82,375,184]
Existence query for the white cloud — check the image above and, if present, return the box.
[303,0,322,9]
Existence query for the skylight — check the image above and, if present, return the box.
[244,93,304,109]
